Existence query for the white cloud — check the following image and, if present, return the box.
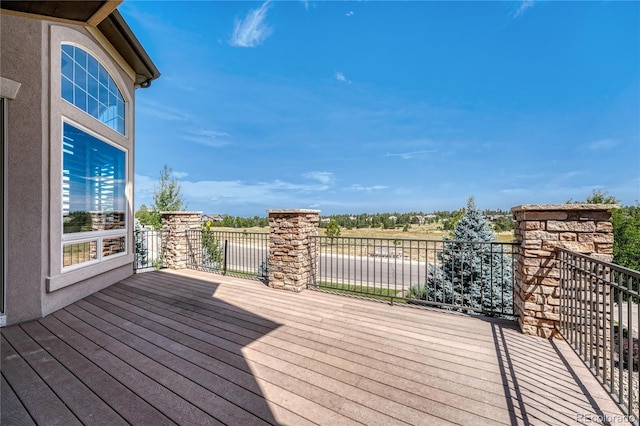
[385,150,436,160]
[335,71,351,84]
[588,138,619,150]
[181,129,230,148]
[135,173,156,201]
[163,76,196,92]
[230,1,273,48]
[512,0,535,18]
[172,171,189,179]
[345,11,354,17]
[137,99,192,121]
[303,171,334,184]
[344,184,388,192]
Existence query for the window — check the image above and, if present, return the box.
[62,122,127,268]
[61,44,126,134]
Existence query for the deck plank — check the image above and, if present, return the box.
[107,280,519,424]
[0,334,81,426]
[117,272,623,424]
[1,325,126,426]
[18,321,174,425]
[2,270,632,426]
[1,374,36,426]
[40,313,220,426]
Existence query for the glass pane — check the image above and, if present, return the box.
[103,236,125,257]
[98,66,108,89]
[74,63,86,91]
[116,117,125,135]
[61,77,74,104]
[62,123,126,234]
[88,76,99,100]
[61,52,73,80]
[63,240,97,267]
[99,83,108,106]
[61,44,126,135]
[87,55,99,79]
[74,48,87,70]
[87,96,99,118]
[73,84,86,111]
[62,44,74,57]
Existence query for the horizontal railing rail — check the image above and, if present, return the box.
[185,229,269,281]
[558,248,640,424]
[309,236,515,317]
[134,229,168,272]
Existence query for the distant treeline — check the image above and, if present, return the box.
[201,209,514,232]
[315,210,514,232]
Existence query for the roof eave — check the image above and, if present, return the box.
[98,10,160,88]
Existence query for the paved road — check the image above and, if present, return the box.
[222,241,430,290]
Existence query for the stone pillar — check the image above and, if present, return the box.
[161,211,202,270]
[268,209,320,292]
[511,204,616,338]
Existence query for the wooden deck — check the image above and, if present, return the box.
[1,269,631,425]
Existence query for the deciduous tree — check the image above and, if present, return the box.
[149,165,186,229]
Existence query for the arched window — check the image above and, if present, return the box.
[61,44,126,134]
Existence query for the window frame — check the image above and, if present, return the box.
[47,25,135,292]
[60,119,129,272]
[60,43,127,136]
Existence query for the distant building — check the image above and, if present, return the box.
[202,214,225,223]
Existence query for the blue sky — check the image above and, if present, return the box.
[122,1,640,216]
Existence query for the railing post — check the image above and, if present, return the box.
[161,211,202,270]
[223,240,228,275]
[511,204,617,338]
[267,209,320,292]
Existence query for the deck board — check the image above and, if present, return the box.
[1,324,126,426]
[0,335,82,426]
[1,269,632,425]
[1,374,36,426]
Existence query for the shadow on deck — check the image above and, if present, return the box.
[1,269,631,425]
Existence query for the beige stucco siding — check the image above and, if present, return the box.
[0,12,137,325]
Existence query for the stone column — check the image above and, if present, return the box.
[161,211,202,270]
[268,209,320,292]
[511,204,616,338]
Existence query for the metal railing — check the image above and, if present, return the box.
[559,248,640,424]
[186,230,269,281]
[308,236,515,317]
[134,229,167,272]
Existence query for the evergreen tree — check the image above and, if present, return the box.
[425,197,513,314]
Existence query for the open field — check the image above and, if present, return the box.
[211,223,515,243]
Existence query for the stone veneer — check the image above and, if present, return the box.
[161,211,202,269]
[511,204,617,338]
[268,209,320,292]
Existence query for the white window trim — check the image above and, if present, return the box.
[60,118,129,271]
[48,25,135,292]
[60,42,128,137]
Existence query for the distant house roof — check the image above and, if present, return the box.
[0,1,160,87]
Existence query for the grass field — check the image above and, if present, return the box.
[212,223,515,243]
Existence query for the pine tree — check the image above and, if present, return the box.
[427,197,513,314]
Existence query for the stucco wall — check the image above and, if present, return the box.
[1,13,46,323]
[1,12,137,325]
